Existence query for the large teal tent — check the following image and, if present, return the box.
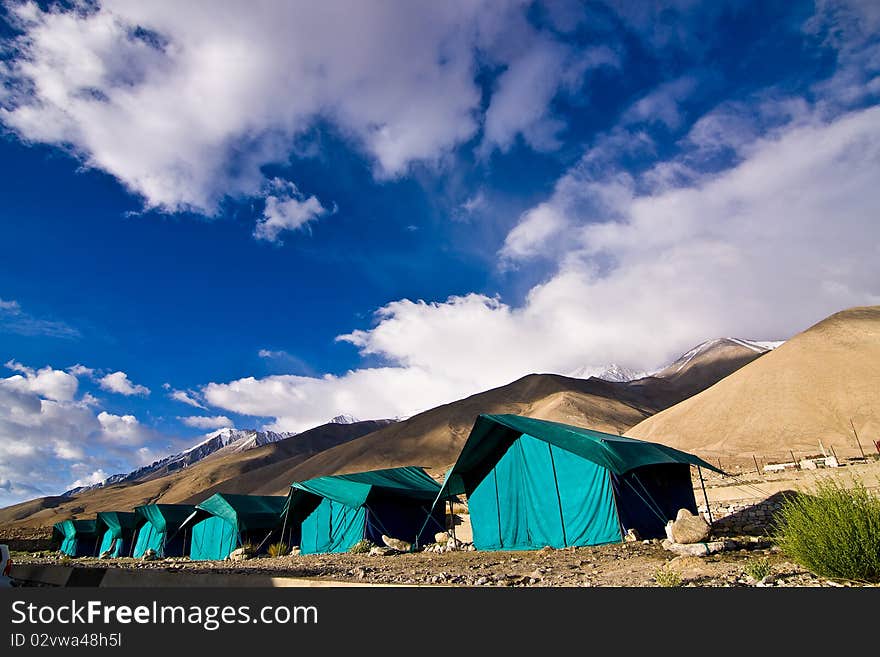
[52,519,98,557]
[132,504,196,558]
[182,494,287,561]
[283,466,445,554]
[95,511,138,557]
[435,414,722,551]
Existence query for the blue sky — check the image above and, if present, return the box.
[1,0,879,506]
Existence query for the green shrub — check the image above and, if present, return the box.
[654,565,682,587]
[772,478,880,582]
[348,539,375,554]
[267,542,288,558]
[743,557,773,581]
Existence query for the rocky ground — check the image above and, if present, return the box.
[10,537,869,587]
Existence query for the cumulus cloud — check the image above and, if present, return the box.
[69,469,109,489]
[254,179,331,243]
[177,415,234,430]
[0,0,561,218]
[98,371,150,396]
[0,359,169,506]
[204,101,880,431]
[0,297,79,338]
[3,360,79,401]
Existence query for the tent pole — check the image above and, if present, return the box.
[279,502,290,550]
[448,500,456,543]
[697,466,713,526]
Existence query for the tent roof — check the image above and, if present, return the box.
[190,493,286,532]
[134,504,196,532]
[53,519,97,538]
[95,511,138,534]
[291,466,441,508]
[283,466,442,525]
[438,414,724,498]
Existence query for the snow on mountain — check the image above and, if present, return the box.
[329,414,359,424]
[566,363,650,382]
[62,428,292,496]
[568,338,785,383]
[660,338,784,376]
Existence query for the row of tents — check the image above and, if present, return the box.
[53,414,721,560]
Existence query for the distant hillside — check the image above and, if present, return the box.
[286,335,771,481]
[628,306,880,460]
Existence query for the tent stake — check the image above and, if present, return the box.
[698,466,713,527]
[753,455,760,476]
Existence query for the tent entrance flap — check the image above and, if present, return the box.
[469,433,622,550]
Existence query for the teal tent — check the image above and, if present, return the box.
[283,466,445,554]
[435,414,723,551]
[182,494,287,561]
[95,511,138,557]
[132,504,196,557]
[52,519,98,557]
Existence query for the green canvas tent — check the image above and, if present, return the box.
[283,466,445,554]
[182,494,287,561]
[132,504,196,558]
[95,511,139,557]
[52,519,98,557]
[434,414,722,551]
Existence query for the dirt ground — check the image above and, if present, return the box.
[11,538,836,587]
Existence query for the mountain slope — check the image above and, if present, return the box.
[627,306,880,460]
[0,420,391,530]
[63,428,292,496]
[286,336,772,481]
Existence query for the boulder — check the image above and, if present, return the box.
[141,549,158,561]
[227,548,252,562]
[435,531,450,544]
[381,535,412,553]
[289,546,301,556]
[624,528,640,542]
[369,546,395,556]
[670,509,711,544]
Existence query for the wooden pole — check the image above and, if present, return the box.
[851,419,866,459]
[790,450,799,470]
[698,466,713,526]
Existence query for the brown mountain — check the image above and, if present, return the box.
[286,337,771,482]
[0,420,391,531]
[627,306,880,461]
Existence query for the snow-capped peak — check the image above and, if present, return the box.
[330,414,359,424]
[567,363,650,383]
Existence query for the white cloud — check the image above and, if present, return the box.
[204,102,880,431]
[67,363,96,378]
[168,388,206,409]
[0,1,550,217]
[98,370,150,396]
[97,410,156,444]
[481,40,618,154]
[623,76,698,130]
[254,179,331,243]
[3,360,79,401]
[69,469,109,489]
[177,415,234,430]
